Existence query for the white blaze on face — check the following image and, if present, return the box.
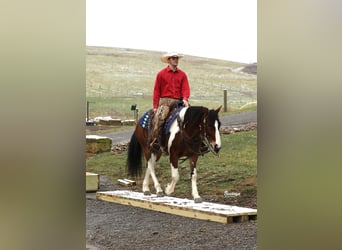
[214,120,221,148]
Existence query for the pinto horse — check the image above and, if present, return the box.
[126,103,222,203]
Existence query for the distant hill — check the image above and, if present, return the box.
[241,63,257,75]
[86,46,256,108]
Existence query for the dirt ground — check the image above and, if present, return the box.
[86,111,257,249]
[86,176,257,250]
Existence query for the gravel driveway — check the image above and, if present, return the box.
[86,177,257,250]
[86,110,257,250]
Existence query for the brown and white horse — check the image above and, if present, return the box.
[126,104,222,203]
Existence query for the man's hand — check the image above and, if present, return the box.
[183,100,189,107]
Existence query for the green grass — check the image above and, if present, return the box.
[86,46,257,200]
[86,130,257,199]
[86,96,153,120]
[85,124,135,135]
[86,96,257,120]
[86,46,257,120]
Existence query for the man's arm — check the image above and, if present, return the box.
[181,73,190,106]
[153,74,161,110]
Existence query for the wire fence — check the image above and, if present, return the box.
[86,87,257,121]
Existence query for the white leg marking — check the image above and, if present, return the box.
[215,120,221,148]
[191,168,201,199]
[165,164,179,195]
[142,167,151,193]
[146,153,163,194]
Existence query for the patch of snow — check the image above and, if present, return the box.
[94,116,113,122]
[98,190,257,215]
[86,135,110,140]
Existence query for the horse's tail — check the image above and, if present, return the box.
[126,132,143,178]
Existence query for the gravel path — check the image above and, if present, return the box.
[86,176,257,250]
[86,111,257,250]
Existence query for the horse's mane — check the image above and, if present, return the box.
[183,106,208,128]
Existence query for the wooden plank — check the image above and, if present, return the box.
[117,179,136,187]
[123,179,136,185]
[86,135,112,153]
[96,190,257,224]
[86,172,99,192]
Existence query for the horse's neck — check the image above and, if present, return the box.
[183,123,204,139]
[181,107,207,138]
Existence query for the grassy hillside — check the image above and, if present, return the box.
[86,46,257,119]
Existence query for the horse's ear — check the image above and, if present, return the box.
[216,105,222,113]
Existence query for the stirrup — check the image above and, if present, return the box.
[151,142,160,151]
[150,138,160,150]
[150,138,157,147]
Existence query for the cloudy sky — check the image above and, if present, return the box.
[86,0,257,63]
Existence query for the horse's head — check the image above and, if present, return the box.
[205,105,222,154]
[182,105,222,155]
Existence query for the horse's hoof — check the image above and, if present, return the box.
[165,184,173,196]
[143,191,151,196]
[156,191,164,197]
[194,197,203,203]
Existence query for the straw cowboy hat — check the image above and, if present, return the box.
[160,52,184,63]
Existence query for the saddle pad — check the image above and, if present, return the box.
[138,111,152,129]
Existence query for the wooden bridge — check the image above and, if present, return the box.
[96,190,257,224]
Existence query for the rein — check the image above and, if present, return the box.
[202,136,219,156]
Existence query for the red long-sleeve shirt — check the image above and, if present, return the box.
[153,66,190,109]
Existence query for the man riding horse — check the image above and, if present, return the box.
[127,52,222,202]
[150,52,190,150]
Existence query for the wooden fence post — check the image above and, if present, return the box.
[223,89,228,112]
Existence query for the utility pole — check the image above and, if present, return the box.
[87,101,90,121]
[223,89,228,112]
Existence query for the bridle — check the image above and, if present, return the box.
[177,111,219,158]
[200,117,220,156]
